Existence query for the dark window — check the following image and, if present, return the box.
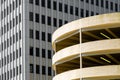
[75,7,79,16]
[48,67,51,75]
[30,29,34,38]
[115,3,118,11]
[47,16,51,25]
[13,51,15,60]
[19,13,21,22]
[35,0,39,5]
[10,37,12,45]
[13,35,15,43]
[53,18,57,27]
[10,69,12,78]
[91,0,94,4]
[4,25,6,33]
[30,64,34,73]
[16,0,18,7]
[7,55,9,63]
[19,48,21,57]
[81,9,84,17]
[4,57,6,65]
[7,6,9,15]
[2,58,3,66]
[48,50,51,59]
[42,49,45,58]
[41,0,45,7]
[1,11,3,20]
[81,0,84,1]
[48,33,51,42]
[16,66,18,75]
[5,72,6,80]
[64,4,68,13]
[101,0,104,7]
[86,10,89,17]
[86,0,89,3]
[10,53,12,62]
[36,30,39,40]
[16,49,18,58]
[16,33,18,41]
[35,13,39,23]
[13,18,15,27]
[70,6,74,15]
[20,65,21,73]
[59,19,62,27]
[106,0,109,9]
[13,68,15,77]
[64,21,68,24]
[30,47,33,55]
[29,12,33,21]
[19,0,21,5]
[96,0,99,6]
[36,65,40,74]
[10,20,12,29]
[13,1,15,10]
[10,4,12,13]
[91,11,94,16]
[59,3,62,12]
[36,48,39,57]
[110,2,113,10]
[41,15,45,24]
[1,0,3,4]
[47,0,51,8]
[7,39,9,48]
[29,0,33,4]
[4,41,6,49]
[53,1,57,10]
[1,43,3,51]
[42,66,46,74]
[42,32,45,41]
[16,16,18,25]
[19,30,21,39]
[7,23,9,31]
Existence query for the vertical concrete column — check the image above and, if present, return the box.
[54,41,57,75]
[79,28,82,80]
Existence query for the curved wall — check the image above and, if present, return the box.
[52,13,120,80]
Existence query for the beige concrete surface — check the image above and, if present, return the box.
[53,69,80,80]
[80,65,120,79]
[52,44,80,66]
[52,12,120,80]
[52,13,120,50]
[81,39,120,56]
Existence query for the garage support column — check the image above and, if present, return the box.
[54,41,57,75]
[79,28,82,80]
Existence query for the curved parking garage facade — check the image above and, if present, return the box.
[52,12,120,80]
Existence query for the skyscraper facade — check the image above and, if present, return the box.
[0,0,120,80]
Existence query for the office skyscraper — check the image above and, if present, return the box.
[0,0,119,80]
